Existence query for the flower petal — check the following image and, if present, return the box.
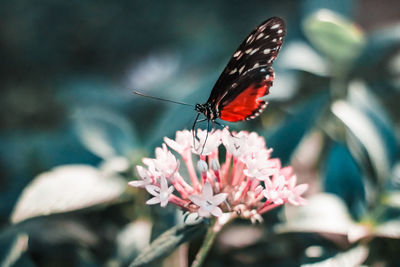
[136,165,147,179]
[210,206,223,217]
[198,207,210,217]
[202,182,213,199]
[164,137,183,154]
[146,197,161,205]
[160,197,169,207]
[160,176,168,191]
[128,180,145,188]
[189,195,203,206]
[167,185,175,194]
[211,193,228,206]
[294,184,309,195]
[145,185,160,196]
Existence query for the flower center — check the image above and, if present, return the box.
[204,200,214,211]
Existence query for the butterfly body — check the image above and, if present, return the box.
[195,17,286,123]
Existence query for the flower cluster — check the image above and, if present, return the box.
[129,129,308,223]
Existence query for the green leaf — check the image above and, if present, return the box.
[11,165,126,223]
[302,245,369,267]
[276,193,356,236]
[383,191,400,208]
[303,9,365,66]
[278,41,329,76]
[74,107,139,159]
[0,233,29,267]
[374,219,400,239]
[331,99,391,187]
[129,222,207,267]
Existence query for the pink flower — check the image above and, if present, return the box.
[128,166,153,188]
[243,149,278,180]
[192,129,221,156]
[145,144,179,178]
[189,182,228,217]
[129,128,308,221]
[222,129,248,158]
[285,173,308,206]
[145,176,174,207]
[164,130,192,154]
[263,174,288,205]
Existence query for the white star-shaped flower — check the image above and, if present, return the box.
[145,176,174,207]
[192,129,222,156]
[189,182,227,217]
[128,165,153,188]
[164,130,192,154]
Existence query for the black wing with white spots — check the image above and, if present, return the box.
[206,17,286,111]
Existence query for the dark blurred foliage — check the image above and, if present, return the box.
[1,0,400,266]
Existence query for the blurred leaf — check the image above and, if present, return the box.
[356,22,400,69]
[145,82,211,149]
[383,192,400,208]
[303,9,365,66]
[347,81,397,168]
[322,143,365,218]
[388,50,400,90]
[129,222,206,267]
[301,245,368,267]
[268,70,299,100]
[374,219,400,239]
[127,52,181,91]
[20,216,100,247]
[0,232,29,267]
[278,41,330,76]
[99,156,130,175]
[11,165,126,223]
[331,99,391,186]
[277,193,356,236]
[116,220,152,265]
[300,0,355,19]
[266,92,329,164]
[74,108,139,159]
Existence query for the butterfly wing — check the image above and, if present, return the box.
[207,17,285,122]
[218,67,274,122]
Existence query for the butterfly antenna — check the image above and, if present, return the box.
[133,90,194,107]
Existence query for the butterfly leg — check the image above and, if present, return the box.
[191,113,209,150]
[214,120,235,137]
[191,113,200,148]
[200,119,210,155]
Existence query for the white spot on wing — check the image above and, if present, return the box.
[256,33,264,40]
[238,65,245,74]
[277,29,283,34]
[263,49,271,54]
[233,50,242,57]
[229,68,237,75]
[271,24,280,29]
[245,48,252,54]
[246,34,254,44]
[249,48,259,55]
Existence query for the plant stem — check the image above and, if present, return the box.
[190,222,219,267]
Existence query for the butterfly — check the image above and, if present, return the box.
[193,17,285,128]
[134,17,286,130]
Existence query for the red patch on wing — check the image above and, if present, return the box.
[220,84,268,122]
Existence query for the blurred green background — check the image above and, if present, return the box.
[1,0,400,266]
